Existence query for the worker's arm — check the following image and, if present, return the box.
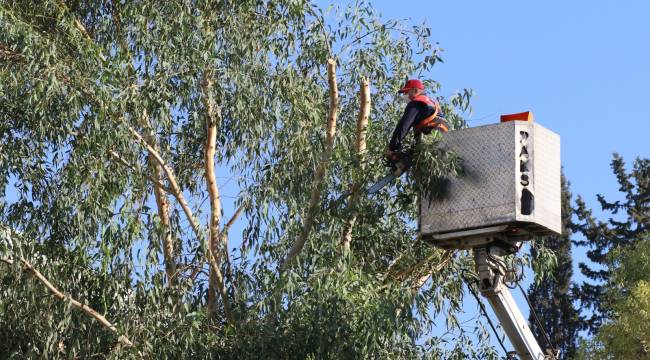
[388,102,420,152]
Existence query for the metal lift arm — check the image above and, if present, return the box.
[474,246,554,360]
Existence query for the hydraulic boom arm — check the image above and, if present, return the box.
[474,246,555,360]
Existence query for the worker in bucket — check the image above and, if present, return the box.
[385,79,449,165]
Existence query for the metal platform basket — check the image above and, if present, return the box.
[420,121,561,249]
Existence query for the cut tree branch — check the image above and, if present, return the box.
[392,250,453,283]
[341,78,370,253]
[221,203,244,282]
[0,257,134,348]
[282,58,339,269]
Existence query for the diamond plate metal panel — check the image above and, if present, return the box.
[420,122,517,233]
[420,121,561,238]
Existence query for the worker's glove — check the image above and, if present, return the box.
[383,149,401,167]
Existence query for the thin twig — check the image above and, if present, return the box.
[338,23,420,56]
[54,0,107,62]
[307,5,333,59]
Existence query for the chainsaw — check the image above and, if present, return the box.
[366,150,413,195]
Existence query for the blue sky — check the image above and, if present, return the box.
[368,0,649,207]
[363,0,649,352]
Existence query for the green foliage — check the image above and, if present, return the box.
[573,154,649,333]
[576,236,650,359]
[409,133,464,202]
[0,0,498,358]
[527,174,581,359]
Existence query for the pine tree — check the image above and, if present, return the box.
[575,234,650,359]
[573,154,650,333]
[528,174,582,359]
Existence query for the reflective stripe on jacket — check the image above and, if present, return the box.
[388,94,448,151]
[411,95,448,132]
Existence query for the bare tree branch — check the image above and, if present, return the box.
[124,124,202,236]
[124,118,233,326]
[138,112,178,288]
[223,203,244,234]
[0,257,134,348]
[201,74,234,324]
[410,251,455,290]
[282,58,339,269]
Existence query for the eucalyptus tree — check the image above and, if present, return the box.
[0,0,499,358]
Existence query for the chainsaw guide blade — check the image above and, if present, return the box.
[367,174,396,195]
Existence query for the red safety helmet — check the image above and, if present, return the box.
[398,79,424,93]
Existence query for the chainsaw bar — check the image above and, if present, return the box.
[367,174,396,195]
[367,151,414,195]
